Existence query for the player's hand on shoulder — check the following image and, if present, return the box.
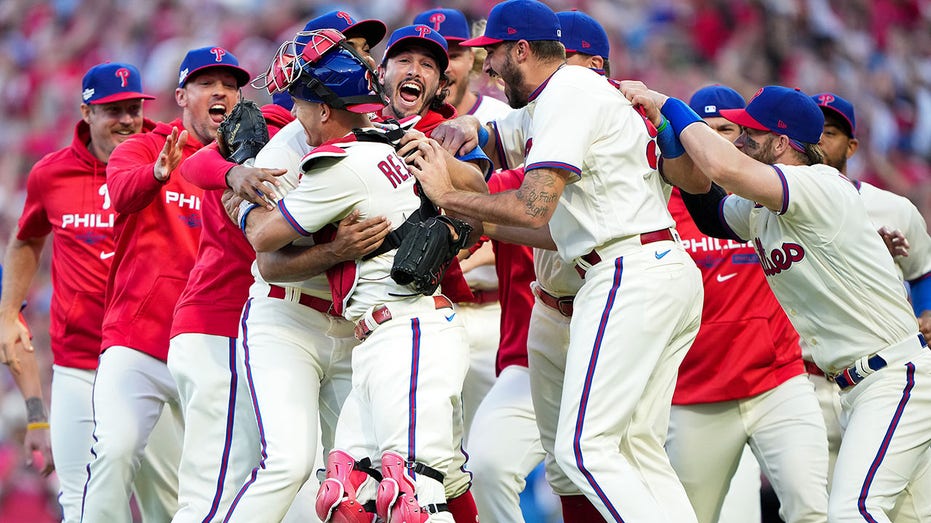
[878,226,909,257]
[619,80,667,127]
[432,115,480,157]
[154,127,189,182]
[330,210,392,261]
[226,165,286,210]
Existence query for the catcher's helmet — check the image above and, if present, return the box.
[289,36,385,114]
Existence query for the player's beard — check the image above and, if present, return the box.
[745,134,779,164]
[499,54,528,109]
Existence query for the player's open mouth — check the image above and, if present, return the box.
[398,82,423,105]
[209,103,228,123]
[114,129,134,136]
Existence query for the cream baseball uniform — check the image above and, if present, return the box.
[279,133,469,521]
[492,65,703,522]
[222,120,355,523]
[720,163,931,522]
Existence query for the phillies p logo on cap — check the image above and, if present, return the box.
[81,62,155,105]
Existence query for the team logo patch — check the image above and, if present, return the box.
[777,120,788,129]
[337,11,354,24]
[581,40,591,49]
[704,104,717,113]
[82,88,95,101]
[507,27,517,35]
[818,93,835,105]
[178,67,190,85]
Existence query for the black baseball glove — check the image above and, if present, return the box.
[216,99,269,164]
[391,215,473,295]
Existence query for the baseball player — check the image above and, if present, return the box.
[464,12,611,521]
[80,47,248,523]
[373,24,496,521]
[665,85,829,523]
[416,2,705,521]
[0,62,190,523]
[625,82,931,522]
[197,21,391,523]
[810,92,931,518]
[236,36,473,523]
[413,7,513,439]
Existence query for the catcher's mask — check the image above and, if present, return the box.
[253,28,385,114]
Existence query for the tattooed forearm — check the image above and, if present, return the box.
[25,396,47,423]
[516,169,560,218]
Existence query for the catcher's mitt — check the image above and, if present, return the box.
[391,215,473,295]
[217,99,269,164]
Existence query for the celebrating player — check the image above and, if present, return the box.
[414,1,704,521]
[623,82,931,522]
[80,47,248,523]
[665,85,829,523]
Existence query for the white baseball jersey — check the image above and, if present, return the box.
[468,93,512,125]
[492,65,673,261]
[249,120,332,301]
[721,163,918,372]
[857,180,931,282]
[276,134,422,322]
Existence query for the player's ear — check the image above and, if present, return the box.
[846,137,859,159]
[175,87,187,108]
[80,104,93,124]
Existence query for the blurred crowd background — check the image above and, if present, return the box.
[0,0,929,520]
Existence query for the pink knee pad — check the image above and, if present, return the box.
[315,450,378,523]
[375,451,430,523]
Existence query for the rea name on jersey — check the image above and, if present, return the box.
[492,65,672,262]
[721,163,918,373]
[277,134,422,322]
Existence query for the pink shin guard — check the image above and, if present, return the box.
[376,451,431,523]
[315,450,377,523]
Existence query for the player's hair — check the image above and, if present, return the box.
[470,20,488,78]
[603,59,612,77]
[523,40,566,63]
[430,72,450,110]
[793,142,824,166]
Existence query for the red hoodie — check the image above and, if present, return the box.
[171,104,294,338]
[102,118,205,361]
[17,119,154,369]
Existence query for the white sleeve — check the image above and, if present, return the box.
[721,194,754,241]
[276,161,362,236]
[523,78,603,180]
[900,202,931,281]
[490,108,531,170]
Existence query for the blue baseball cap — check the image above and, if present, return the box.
[178,46,250,88]
[460,0,561,47]
[811,92,856,137]
[720,86,824,145]
[82,62,155,105]
[688,85,746,118]
[414,8,471,43]
[557,11,609,59]
[384,25,449,72]
[299,10,387,48]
